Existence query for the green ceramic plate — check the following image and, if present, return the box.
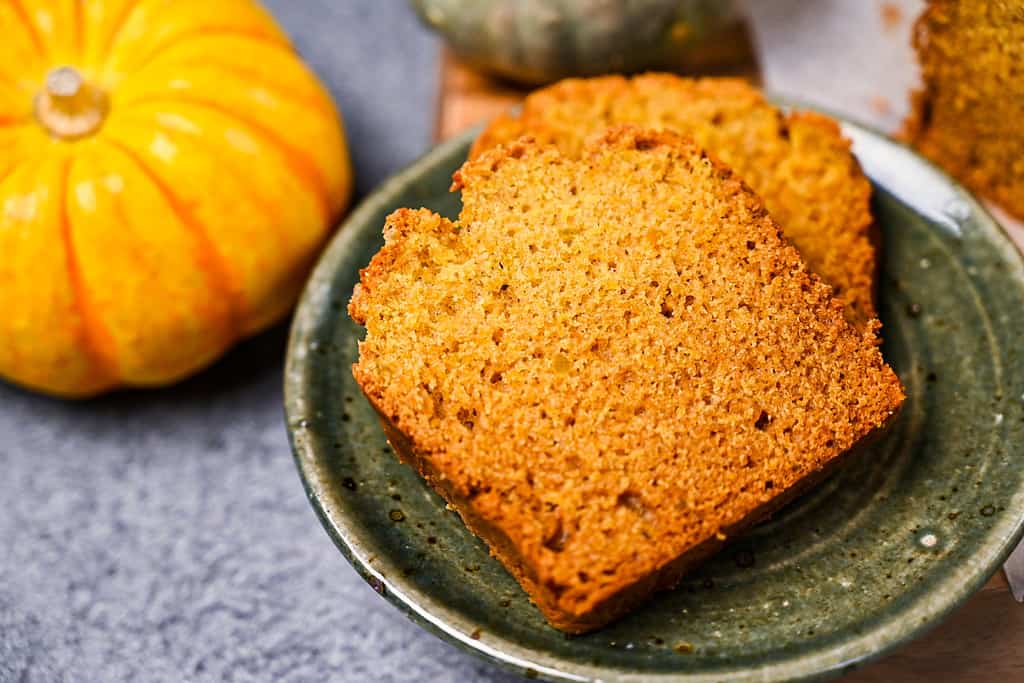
[285,117,1024,682]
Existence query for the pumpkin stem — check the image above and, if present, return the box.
[34,67,109,141]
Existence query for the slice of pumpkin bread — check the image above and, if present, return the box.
[904,0,1024,219]
[472,74,877,331]
[349,128,904,633]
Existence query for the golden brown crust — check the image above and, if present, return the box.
[471,74,878,331]
[350,129,904,632]
[470,112,528,160]
[903,1,1024,219]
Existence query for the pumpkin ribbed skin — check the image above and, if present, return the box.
[0,0,352,397]
[410,0,742,86]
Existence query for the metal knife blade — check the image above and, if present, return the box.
[1005,540,1024,602]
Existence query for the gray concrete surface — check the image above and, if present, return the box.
[0,2,522,681]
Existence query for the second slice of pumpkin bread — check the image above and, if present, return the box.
[472,75,878,331]
[349,128,905,633]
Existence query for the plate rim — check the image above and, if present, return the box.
[284,116,1024,683]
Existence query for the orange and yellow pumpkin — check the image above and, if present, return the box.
[0,0,352,397]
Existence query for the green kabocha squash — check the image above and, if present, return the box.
[411,0,745,85]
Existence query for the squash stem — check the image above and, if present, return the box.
[34,67,109,141]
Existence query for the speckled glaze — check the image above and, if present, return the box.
[285,118,1024,682]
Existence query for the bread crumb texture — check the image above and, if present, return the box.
[473,74,878,330]
[904,0,1024,219]
[350,128,904,632]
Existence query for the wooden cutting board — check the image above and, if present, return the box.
[434,51,1022,682]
